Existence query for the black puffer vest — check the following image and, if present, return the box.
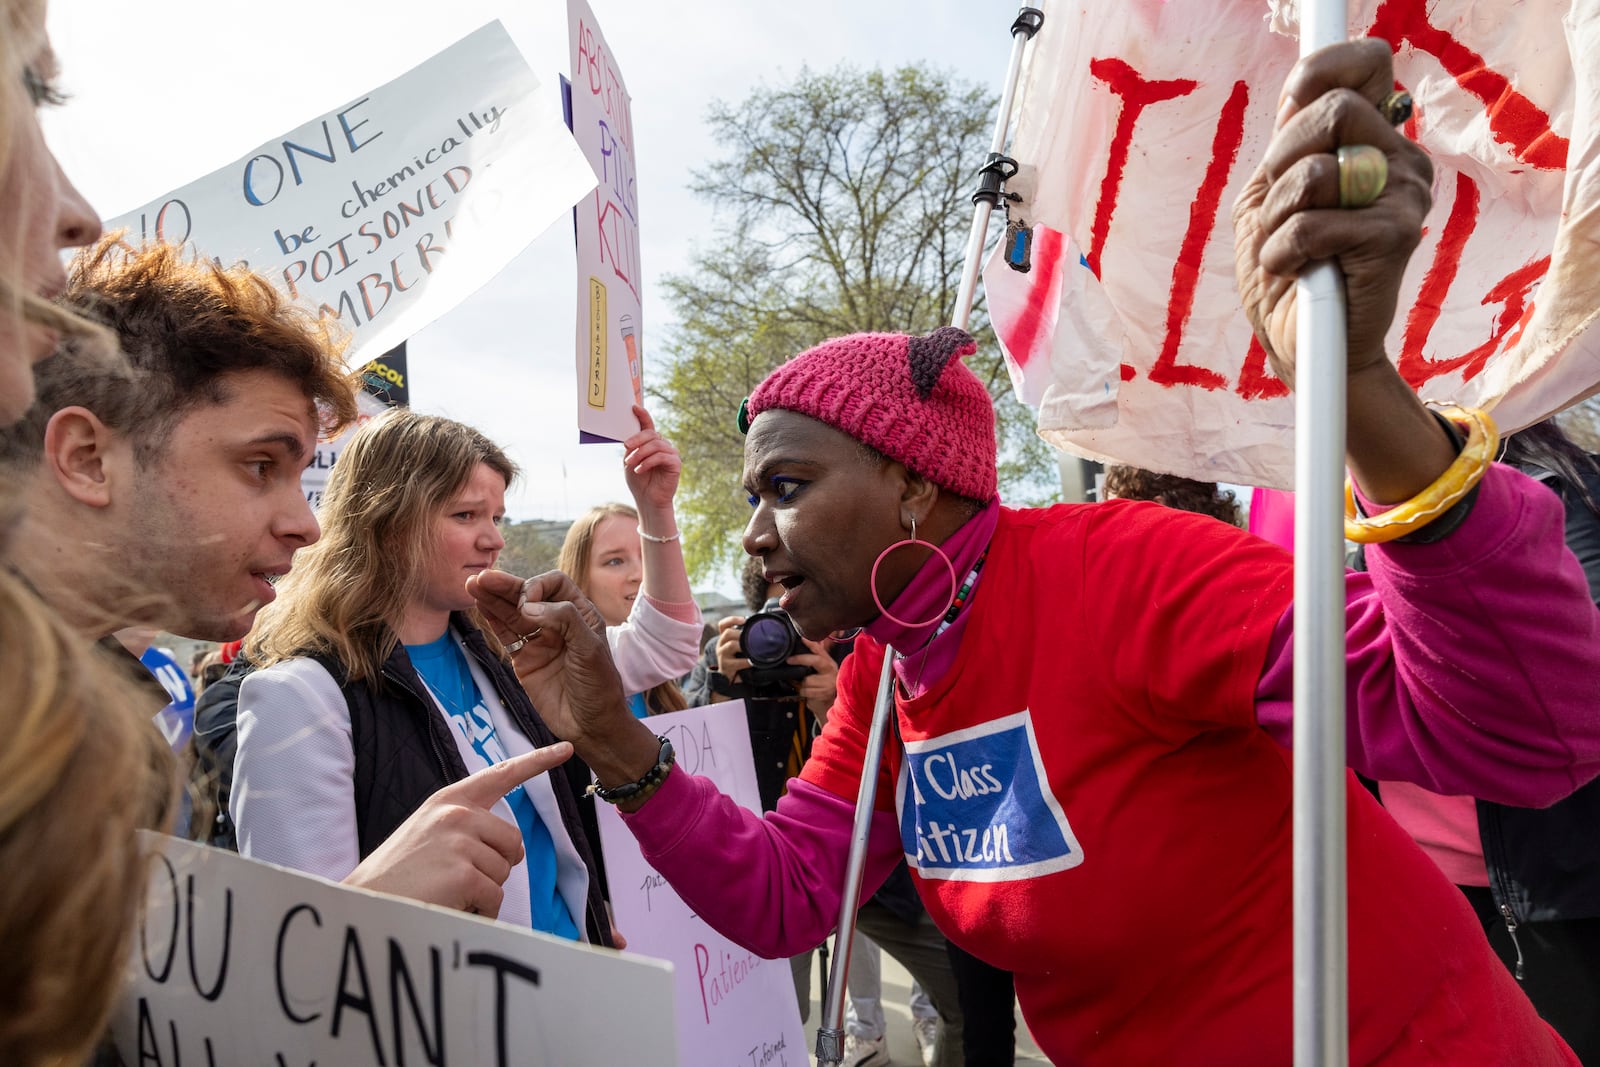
[312,614,613,946]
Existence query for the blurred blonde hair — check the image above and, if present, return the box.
[0,570,174,1066]
[559,503,688,715]
[0,1,115,374]
[248,409,516,682]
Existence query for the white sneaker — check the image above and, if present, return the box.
[840,1033,891,1067]
[912,1016,939,1067]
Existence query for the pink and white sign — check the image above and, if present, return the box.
[593,701,807,1067]
[568,0,645,445]
[985,0,1600,488]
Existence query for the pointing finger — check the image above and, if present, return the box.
[443,743,573,810]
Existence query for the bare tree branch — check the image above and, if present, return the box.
[657,64,1059,581]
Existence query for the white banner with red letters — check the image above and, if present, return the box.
[985,0,1600,488]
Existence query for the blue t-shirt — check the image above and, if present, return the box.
[406,632,580,940]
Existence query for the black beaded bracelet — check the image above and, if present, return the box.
[586,735,675,805]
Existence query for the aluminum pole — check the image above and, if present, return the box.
[814,653,899,1066]
[817,8,1042,1065]
[1293,1,1350,1064]
[952,7,1043,331]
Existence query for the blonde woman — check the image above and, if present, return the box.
[0,4,173,1064]
[234,410,613,942]
[0,0,101,423]
[0,574,172,1066]
[558,405,701,716]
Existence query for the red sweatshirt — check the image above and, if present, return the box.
[627,474,1591,1064]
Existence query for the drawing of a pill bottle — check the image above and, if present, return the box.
[620,313,643,406]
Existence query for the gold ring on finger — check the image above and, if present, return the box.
[1337,145,1387,209]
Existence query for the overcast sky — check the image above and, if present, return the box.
[41,0,1019,557]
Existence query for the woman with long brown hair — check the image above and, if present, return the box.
[0,4,175,1064]
[0,573,172,1065]
[233,410,612,942]
[0,0,101,425]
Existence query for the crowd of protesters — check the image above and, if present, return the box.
[4,7,1600,1066]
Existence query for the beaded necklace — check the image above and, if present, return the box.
[929,548,987,644]
[894,546,989,701]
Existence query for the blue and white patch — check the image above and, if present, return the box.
[896,710,1083,882]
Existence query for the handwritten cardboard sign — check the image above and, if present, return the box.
[985,0,1600,488]
[594,701,807,1067]
[109,834,676,1066]
[105,22,596,364]
[567,0,645,445]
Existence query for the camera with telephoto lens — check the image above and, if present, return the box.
[737,598,813,687]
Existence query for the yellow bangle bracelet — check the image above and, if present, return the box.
[1343,404,1499,544]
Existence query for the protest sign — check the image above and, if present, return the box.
[302,345,410,510]
[110,834,676,1066]
[983,0,1600,488]
[567,0,645,445]
[140,646,195,752]
[594,701,807,1067]
[106,22,596,364]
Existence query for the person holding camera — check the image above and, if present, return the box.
[686,556,840,809]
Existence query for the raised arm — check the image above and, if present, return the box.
[1252,466,1600,806]
[1233,40,1600,804]
[622,404,697,609]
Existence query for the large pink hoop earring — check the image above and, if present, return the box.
[870,518,958,629]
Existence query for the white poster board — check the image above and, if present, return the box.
[567,0,645,444]
[110,835,676,1066]
[594,702,808,1067]
[105,22,596,364]
[303,386,391,510]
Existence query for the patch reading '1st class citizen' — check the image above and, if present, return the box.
[897,710,1083,883]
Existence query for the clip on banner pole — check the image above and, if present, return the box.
[814,8,1043,1067]
[1293,0,1351,1064]
[951,6,1043,332]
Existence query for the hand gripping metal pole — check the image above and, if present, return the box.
[1293,1,1351,1063]
[815,652,900,1066]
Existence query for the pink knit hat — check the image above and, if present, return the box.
[743,326,998,501]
